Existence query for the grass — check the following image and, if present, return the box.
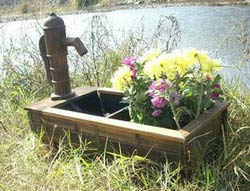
[0,14,250,191]
[0,77,250,190]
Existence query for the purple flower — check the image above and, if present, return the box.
[122,56,136,67]
[152,109,162,117]
[167,81,173,89]
[211,93,220,100]
[148,79,167,97]
[149,79,166,92]
[151,97,167,108]
[122,57,137,79]
[214,83,221,89]
[172,91,180,105]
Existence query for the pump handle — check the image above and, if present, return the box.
[39,35,52,85]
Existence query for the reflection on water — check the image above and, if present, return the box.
[0,5,250,84]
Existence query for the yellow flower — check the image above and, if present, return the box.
[198,53,221,75]
[138,49,221,81]
[171,50,193,75]
[158,53,177,79]
[143,57,163,79]
[184,49,221,75]
[143,53,178,80]
[141,49,161,63]
[111,66,132,91]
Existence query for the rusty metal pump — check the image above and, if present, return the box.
[39,13,87,100]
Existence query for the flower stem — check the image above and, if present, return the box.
[169,101,181,130]
[195,55,204,119]
[195,82,204,119]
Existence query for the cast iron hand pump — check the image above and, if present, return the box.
[39,13,87,100]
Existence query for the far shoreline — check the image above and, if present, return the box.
[0,1,250,23]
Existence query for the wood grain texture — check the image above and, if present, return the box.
[180,102,229,141]
[25,86,229,161]
[42,124,186,161]
[43,107,185,143]
[98,88,124,96]
[24,86,97,111]
[47,119,183,154]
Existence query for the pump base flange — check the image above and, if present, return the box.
[51,92,75,101]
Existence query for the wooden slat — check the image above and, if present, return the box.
[180,102,229,141]
[186,117,221,144]
[43,107,185,143]
[24,86,97,111]
[30,111,43,123]
[43,123,184,158]
[106,107,129,119]
[42,129,185,162]
[97,87,124,96]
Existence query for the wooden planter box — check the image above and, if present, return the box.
[25,86,228,162]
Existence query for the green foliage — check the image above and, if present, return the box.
[72,0,84,9]
[20,3,29,14]
[72,0,98,9]
[57,0,68,5]
[0,42,51,107]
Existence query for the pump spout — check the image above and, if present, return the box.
[63,37,88,56]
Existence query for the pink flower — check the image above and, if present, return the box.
[167,81,173,89]
[122,57,136,67]
[152,109,162,117]
[151,97,167,108]
[149,79,166,92]
[211,93,220,100]
[122,56,137,79]
[148,79,167,97]
[214,83,221,89]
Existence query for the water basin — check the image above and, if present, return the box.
[25,86,228,161]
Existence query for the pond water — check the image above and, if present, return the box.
[0,5,250,85]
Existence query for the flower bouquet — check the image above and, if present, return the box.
[111,49,223,130]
